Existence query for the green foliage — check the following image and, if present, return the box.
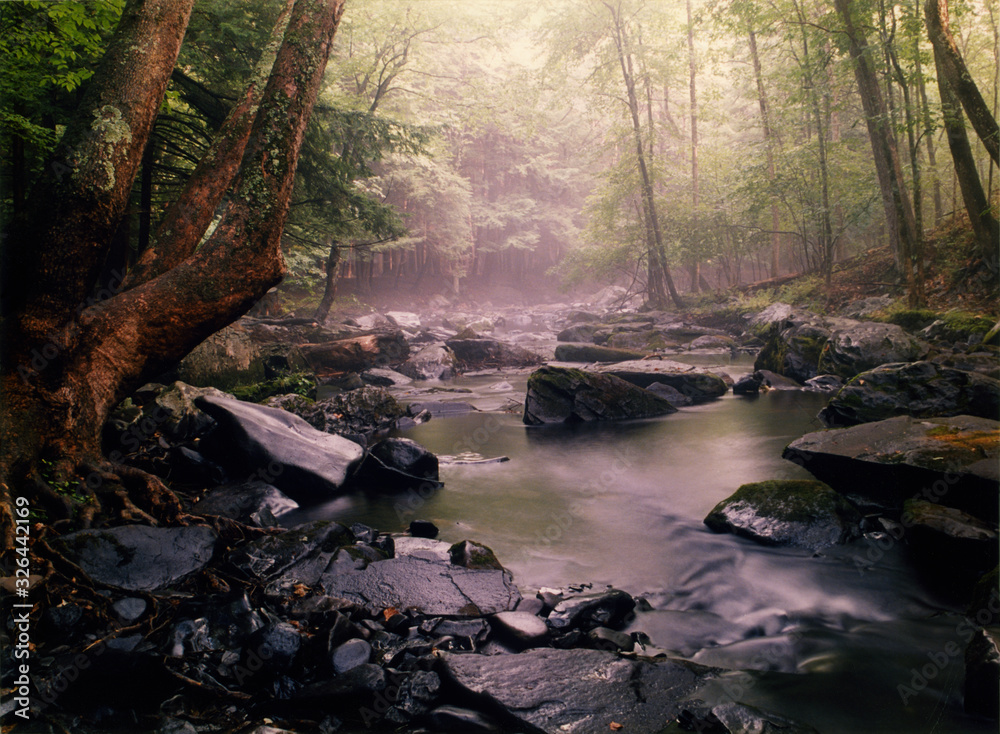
[230,372,317,404]
[39,458,92,511]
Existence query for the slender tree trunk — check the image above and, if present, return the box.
[933,51,1000,258]
[914,0,944,222]
[835,0,919,283]
[687,0,701,293]
[748,27,782,278]
[314,241,341,323]
[925,0,1000,165]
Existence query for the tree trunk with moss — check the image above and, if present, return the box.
[0,0,345,547]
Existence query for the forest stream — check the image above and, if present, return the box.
[280,355,993,734]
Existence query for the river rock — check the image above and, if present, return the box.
[361,437,440,491]
[490,611,549,647]
[817,321,924,379]
[445,337,542,370]
[646,381,695,406]
[712,702,821,734]
[425,705,501,733]
[753,310,834,384]
[320,554,521,616]
[228,520,355,580]
[522,366,677,425]
[818,361,1000,427]
[192,480,298,526]
[399,344,458,380]
[196,395,364,504]
[150,381,232,440]
[332,638,372,673]
[704,479,863,549]
[386,311,421,330]
[55,526,218,591]
[553,343,646,363]
[449,540,503,570]
[557,323,601,343]
[901,499,998,584]
[547,588,636,631]
[592,360,729,401]
[299,387,405,444]
[733,373,764,395]
[965,627,1000,719]
[604,328,678,351]
[360,367,413,387]
[300,330,409,375]
[176,322,261,387]
[440,648,703,734]
[689,334,737,350]
[783,415,1000,521]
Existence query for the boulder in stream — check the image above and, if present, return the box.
[439,647,704,734]
[818,361,1000,427]
[300,330,409,375]
[553,343,646,363]
[445,337,543,371]
[523,366,677,425]
[704,479,863,549]
[783,415,999,521]
[196,395,365,504]
[591,360,729,401]
[817,321,924,379]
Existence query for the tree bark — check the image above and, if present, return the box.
[925,0,1000,165]
[314,240,341,323]
[0,0,346,546]
[748,26,782,279]
[687,0,701,293]
[835,0,919,281]
[933,50,1000,259]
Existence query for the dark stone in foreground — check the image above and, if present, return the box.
[523,366,677,425]
[55,526,218,591]
[362,437,439,491]
[192,480,297,526]
[547,588,636,631]
[704,480,863,549]
[965,627,1000,719]
[818,361,1000,427]
[197,395,364,504]
[440,648,705,734]
[783,415,1000,521]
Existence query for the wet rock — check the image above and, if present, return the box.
[445,337,542,371]
[406,400,476,417]
[151,381,231,440]
[409,519,439,539]
[753,309,836,383]
[557,323,602,343]
[689,334,737,350]
[300,330,409,374]
[449,540,503,570]
[523,366,677,425]
[733,373,763,395]
[296,664,387,700]
[592,360,729,401]
[228,521,354,580]
[386,311,421,330]
[320,554,521,616]
[756,369,803,390]
[331,638,371,673]
[360,367,413,387]
[588,626,634,652]
[176,322,261,387]
[646,381,695,406]
[817,321,924,379]
[547,588,636,631]
[969,567,1000,626]
[805,374,844,392]
[490,611,549,647]
[965,627,1000,719]
[712,702,821,734]
[242,622,301,677]
[818,361,1000,427]
[192,480,298,527]
[426,705,501,733]
[360,437,439,491]
[783,415,999,521]
[399,344,458,380]
[553,343,646,363]
[604,328,678,351]
[113,598,147,624]
[901,499,998,585]
[297,386,405,444]
[197,395,364,504]
[54,526,217,592]
[704,480,863,549]
[440,647,703,734]
[388,670,442,721]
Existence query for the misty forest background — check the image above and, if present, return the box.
[2,0,998,315]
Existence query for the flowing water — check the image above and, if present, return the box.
[294,356,993,734]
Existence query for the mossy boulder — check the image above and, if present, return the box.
[704,479,863,549]
[592,360,729,401]
[919,311,997,345]
[603,329,677,351]
[819,361,1000,427]
[817,321,924,380]
[522,366,677,425]
[297,386,405,444]
[557,323,602,343]
[754,315,833,384]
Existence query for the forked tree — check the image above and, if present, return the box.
[0,0,346,548]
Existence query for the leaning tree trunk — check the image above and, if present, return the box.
[926,0,1000,165]
[0,0,346,548]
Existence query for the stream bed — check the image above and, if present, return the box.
[287,357,992,734]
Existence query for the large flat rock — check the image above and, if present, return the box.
[440,648,705,734]
[197,395,364,504]
[783,415,999,521]
[523,366,676,425]
[591,360,729,400]
[320,555,521,616]
[55,526,218,591]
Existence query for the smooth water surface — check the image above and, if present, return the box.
[294,362,991,733]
